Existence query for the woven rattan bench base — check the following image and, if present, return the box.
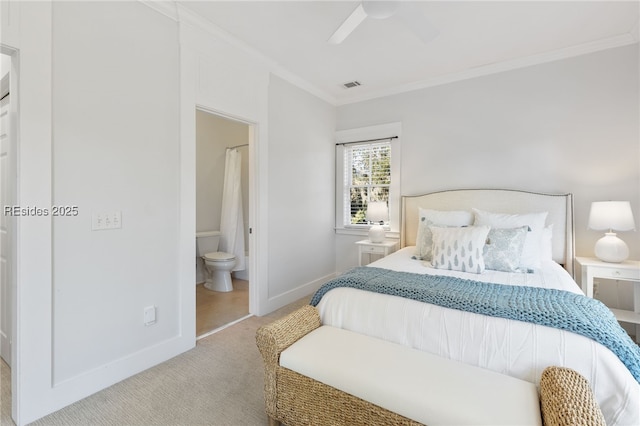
[272,366,422,426]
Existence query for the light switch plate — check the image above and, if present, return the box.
[92,211,122,230]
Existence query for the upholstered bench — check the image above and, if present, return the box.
[256,305,606,426]
[281,324,540,425]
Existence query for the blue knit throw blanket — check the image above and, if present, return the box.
[310,267,640,383]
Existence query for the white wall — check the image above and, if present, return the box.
[51,1,182,384]
[267,75,337,301]
[3,1,197,424]
[336,45,640,269]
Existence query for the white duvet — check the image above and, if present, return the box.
[316,246,640,426]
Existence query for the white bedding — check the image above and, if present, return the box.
[316,246,640,426]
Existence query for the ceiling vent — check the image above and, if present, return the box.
[343,81,361,89]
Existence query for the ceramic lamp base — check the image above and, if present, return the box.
[594,232,629,263]
[368,224,385,243]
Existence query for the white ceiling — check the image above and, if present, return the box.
[179,1,640,105]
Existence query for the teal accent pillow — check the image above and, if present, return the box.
[429,225,490,274]
[483,226,528,272]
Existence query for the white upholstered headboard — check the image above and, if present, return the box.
[401,189,575,276]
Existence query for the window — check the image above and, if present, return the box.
[344,141,391,225]
[335,123,401,234]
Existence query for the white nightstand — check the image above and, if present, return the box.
[355,240,398,266]
[576,256,640,341]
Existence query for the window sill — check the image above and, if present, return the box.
[335,227,400,240]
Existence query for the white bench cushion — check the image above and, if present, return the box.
[280,325,541,426]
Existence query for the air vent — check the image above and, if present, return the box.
[343,81,361,89]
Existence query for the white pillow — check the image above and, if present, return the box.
[430,225,490,274]
[472,208,548,270]
[414,208,474,261]
[540,225,553,262]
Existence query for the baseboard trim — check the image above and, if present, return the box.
[262,272,337,315]
[33,335,194,425]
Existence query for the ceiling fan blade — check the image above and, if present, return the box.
[362,0,399,19]
[328,4,367,44]
[396,3,439,44]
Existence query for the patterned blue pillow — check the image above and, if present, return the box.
[429,225,490,274]
[483,226,528,272]
[472,208,547,270]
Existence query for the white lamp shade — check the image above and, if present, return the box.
[366,201,388,223]
[588,201,635,263]
[367,201,388,243]
[588,201,635,231]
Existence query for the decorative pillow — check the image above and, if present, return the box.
[414,208,474,261]
[429,225,490,274]
[483,226,528,272]
[472,208,548,270]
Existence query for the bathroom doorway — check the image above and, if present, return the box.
[195,108,251,338]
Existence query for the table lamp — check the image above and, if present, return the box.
[588,201,635,263]
[367,201,388,243]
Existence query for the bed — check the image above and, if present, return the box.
[310,189,639,426]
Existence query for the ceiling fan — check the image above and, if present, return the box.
[328,0,439,45]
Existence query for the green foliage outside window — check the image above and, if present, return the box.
[348,143,391,224]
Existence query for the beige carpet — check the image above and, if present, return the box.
[0,295,311,426]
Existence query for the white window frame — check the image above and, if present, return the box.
[335,122,401,237]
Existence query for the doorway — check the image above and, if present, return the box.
[0,51,15,368]
[195,108,251,338]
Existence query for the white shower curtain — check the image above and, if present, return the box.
[220,148,246,271]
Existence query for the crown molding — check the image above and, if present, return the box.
[336,33,639,106]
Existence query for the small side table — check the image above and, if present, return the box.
[356,240,398,266]
[576,256,640,342]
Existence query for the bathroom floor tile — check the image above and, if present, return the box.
[196,279,249,336]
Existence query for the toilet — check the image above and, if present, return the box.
[196,231,236,292]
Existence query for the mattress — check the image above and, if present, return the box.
[316,246,640,426]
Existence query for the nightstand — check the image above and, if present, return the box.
[576,256,640,342]
[355,240,398,266]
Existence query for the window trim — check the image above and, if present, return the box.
[335,122,401,235]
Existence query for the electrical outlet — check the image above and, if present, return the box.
[144,306,156,326]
